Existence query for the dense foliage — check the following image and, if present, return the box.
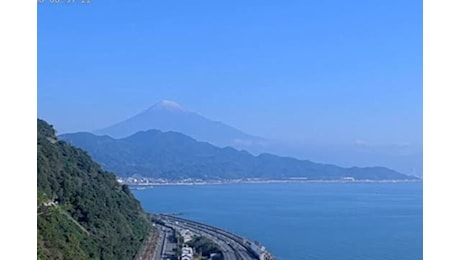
[37,119,151,259]
[60,130,418,180]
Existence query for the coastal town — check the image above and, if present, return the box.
[117,176,419,188]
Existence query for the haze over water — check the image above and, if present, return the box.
[133,182,422,260]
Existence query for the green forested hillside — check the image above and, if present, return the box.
[60,130,418,180]
[37,119,151,259]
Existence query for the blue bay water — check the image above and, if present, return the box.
[132,182,422,260]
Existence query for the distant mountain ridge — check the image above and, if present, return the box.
[94,100,266,149]
[60,130,418,181]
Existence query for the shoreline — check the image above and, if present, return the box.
[125,178,422,189]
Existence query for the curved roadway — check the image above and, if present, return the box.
[157,214,263,260]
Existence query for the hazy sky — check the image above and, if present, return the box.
[38,0,422,174]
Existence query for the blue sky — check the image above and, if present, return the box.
[38,0,422,175]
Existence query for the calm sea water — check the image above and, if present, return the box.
[132,182,422,260]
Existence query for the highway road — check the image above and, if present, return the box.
[149,214,274,260]
[153,224,177,260]
[158,215,260,260]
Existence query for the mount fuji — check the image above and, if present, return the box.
[94,100,266,150]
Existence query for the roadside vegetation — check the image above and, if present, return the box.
[186,236,223,260]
